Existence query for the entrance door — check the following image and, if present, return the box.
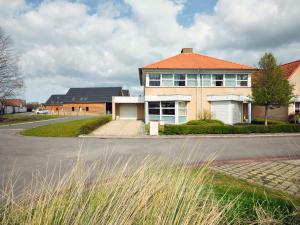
[120,104,137,120]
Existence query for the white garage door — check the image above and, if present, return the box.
[211,101,230,124]
[211,101,242,124]
[120,104,137,120]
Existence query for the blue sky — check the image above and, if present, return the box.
[0,0,299,102]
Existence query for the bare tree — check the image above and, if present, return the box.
[0,27,24,115]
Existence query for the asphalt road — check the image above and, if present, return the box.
[1,118,300,193]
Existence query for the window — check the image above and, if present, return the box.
[174,74,185,86]
[149,74,160,86]
[296,102,300,114]
[201,74,211,86]
[237,74,248,86]
[161,74,173,86]
[56,107,58,111]
[225,74,236,87]
[212,74,224,86]
[187,74,197,86]
[86,107,89,111]
[178,102,187,124]
[148,102,160,121]
[72,107,75,111]
[161,101,175,124]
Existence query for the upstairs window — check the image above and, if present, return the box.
[212,74,223,86]
[149,74,160,86]
[187,74,197,86]
[225,74,236,87]
[237,74,248,86]
[174,74,186,86]
[295,102,300,114]
[201,74,211,86]
[161,74,173,86]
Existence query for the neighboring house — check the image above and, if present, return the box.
[44,87,129,114]
[252,60,300,121]
[112,48,256,124]
[44,95,65,112]
[3,99,27,114]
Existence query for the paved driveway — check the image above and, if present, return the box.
[91,120,145,136]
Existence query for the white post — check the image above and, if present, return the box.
[175,101,179,124]
[248,102,252,124]
[145,101,149,124]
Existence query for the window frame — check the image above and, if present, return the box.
[212,74,224,87]
[149,74,161,87]
[187,74,198,86]
[174,74,186,87]
[224,74,237,87]
[161,74,174,87]
[236,74,248,87]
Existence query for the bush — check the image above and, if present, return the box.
[163,124,300,135]
[251,118,287,125]
[186,119,224,126]
[79,115,111,134]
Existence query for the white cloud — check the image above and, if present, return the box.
[0,0,299,102]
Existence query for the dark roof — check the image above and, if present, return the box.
[121,89,130,96]
[63,87,124,103]
[44,95,65,105]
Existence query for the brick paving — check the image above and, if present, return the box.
[212,159,300,196]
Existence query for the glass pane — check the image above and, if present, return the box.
[162,116,175,124]
[162,109,175,115]
[179,108,187,116]
[225,80,236,86]
[187,74,197,79]
[212,74,223,80]
[237,74,248,80]
[202,79,211,86]
[174,81,185,86]
[148,102,160,108]
[149,115,160,121]
[178,102,186,108]
[237,81,248,86]
[161,101,175,107]
[226,74,235,79]
[161,80,173,86]
[175,74,185,80]
[162,74,173,79]
[149,81,160,86]
[187,80,197,86]
[149,109,160,115]
[149,74,160,80]
[212,81,223,86]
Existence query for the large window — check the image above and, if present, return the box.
[187,74,197,86]
[178,102,187,123]
[201,74,211,86]
[212,74,224,86]
[148,102,160,121]
[237,74,248,86]
[174,74,186,86]
[161,74,173,86]
[149,74,160,86]
[296,102,300,114]
[161,101,175,123]
[225,74,236,87]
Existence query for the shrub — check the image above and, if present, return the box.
[252,118,287,125]
[163,124,300,135]
[79,115,111,134]
[187,119,224,126]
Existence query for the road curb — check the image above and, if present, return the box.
[79,133,300,139]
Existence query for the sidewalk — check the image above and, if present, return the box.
[212,159,300,196]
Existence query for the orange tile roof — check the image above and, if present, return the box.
[280,60,300,79]
[143,52,255,70]
[5,99,25,107]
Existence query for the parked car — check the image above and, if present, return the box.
[35,109,49,114]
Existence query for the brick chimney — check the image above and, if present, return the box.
[181,48,193,53]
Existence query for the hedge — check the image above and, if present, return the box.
[79,115,112,135]
[163,124,300,135]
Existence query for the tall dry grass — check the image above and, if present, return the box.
[0,159,284,225]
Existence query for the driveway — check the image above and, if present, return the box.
[91,120,145,136]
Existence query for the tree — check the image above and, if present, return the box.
[252,53,294,126]
[0,27,24,115]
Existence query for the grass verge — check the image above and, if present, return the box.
[21,115,111,137]
[0,160,299,224]
[0,114,62,125]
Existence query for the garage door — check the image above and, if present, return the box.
[211,101,230,124]
[120,104,137,120]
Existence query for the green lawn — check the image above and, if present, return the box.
[21,115,111,137]
[0,114,62,125]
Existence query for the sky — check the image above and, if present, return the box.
[0,0,300,103]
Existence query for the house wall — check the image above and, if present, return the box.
[63,103,106,114]
[288,67,300,115]
[44,105,64,112]
[252,105,289,121]
[144,87,251,121]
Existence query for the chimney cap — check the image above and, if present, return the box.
[181,48,193,53]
